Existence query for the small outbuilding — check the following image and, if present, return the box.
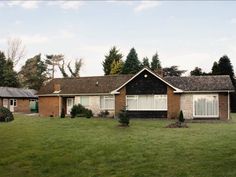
[0,87,38,113]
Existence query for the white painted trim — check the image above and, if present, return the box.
[181,90,235,93]
[110,68,183,94]
[192,94,219,118]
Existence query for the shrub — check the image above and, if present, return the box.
[178,110,185,123]
[98,110,110,118]
[70,104,93,118]
[0,107,14,122]
[60,108,65,118]
[118,108,129,126]
[85,109,93,118]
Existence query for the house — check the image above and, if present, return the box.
[0,87,38,113]
[37,68,235,120]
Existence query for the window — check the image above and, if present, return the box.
[100,96,114,110]
[80,96,89,107]
[126,95,167,111]
[193,95,219,117]
[10,99,17,107]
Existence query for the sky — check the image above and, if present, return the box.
[0,0,236,77]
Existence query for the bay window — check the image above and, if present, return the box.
[193,94,219,117]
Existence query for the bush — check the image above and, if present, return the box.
[98,110,110,118]
[0,107,14,122]
[118,108,129,126]
[60,108,65,118]
[178,110,185,123]
[70,104,93,118]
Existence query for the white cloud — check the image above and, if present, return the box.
[134,1,161,12]
[16,34,49,44]
[48,1,84,10]
[7,1,40,9]
[0,2,5,8]
[56,30,76,39]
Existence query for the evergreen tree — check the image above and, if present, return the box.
[102,46,123,75]
[122,48,141,74]
[141,57,150,68]
[163,66,186,77]
[45,54,64,79]
[19,54,47,90]
[151,52,161,71]
[110,60,124,75]
[0,51,6,86]
[2,60,19,87]
[218,55,235,81]
[211,61,220,75]
[190,67,203,76]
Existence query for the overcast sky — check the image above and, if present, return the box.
[0,1,236,77]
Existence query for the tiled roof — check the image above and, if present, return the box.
[0,87,38,98]
[164,75,235,92]
[37,72,235,95]
[37,75,133,95]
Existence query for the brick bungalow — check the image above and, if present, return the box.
[0,87,38,113]
[37,68,235,120]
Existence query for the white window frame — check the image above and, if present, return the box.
[126,95,167,111]
[10,99,17,107]
[100,95,115,110]
[80,96,89,107]
[193,94,219,118]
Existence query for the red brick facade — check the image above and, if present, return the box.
[115,87,126,116]
[14,99,31,113]
[39,96,60,117]
[219,93,229,120]
[167,86,181,119]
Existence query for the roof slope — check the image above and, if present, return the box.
[0,87,38,98]
[165,75,235,92]
[38,73,235,95]
[37,75,133,95]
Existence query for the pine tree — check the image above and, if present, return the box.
[218,55,235,80]
[102,46,123,75]
[151,52,161,71]
[110,60,124,75]
[122,48,141,74]
[0,51,6,86]
[211,61,220,75]
[141,57,150,68]
[67,59,83,78]
[45,54,64,79]
[19,54,47,90]
[2,60,19,87]
[190,67,203,76]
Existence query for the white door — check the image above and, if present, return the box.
[67,98,74,114]
[3,99,8,108]
[9,99,16,112]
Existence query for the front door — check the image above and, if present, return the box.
[67,98,74,114]
[3,99,8,108]
[9,99,16,112]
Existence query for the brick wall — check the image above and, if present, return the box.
[14,99,31,113]
[167,86,181,119]
[39,96,60,117]
[219,93,229,120]
[115,87,126,117]
[0,98,2,107]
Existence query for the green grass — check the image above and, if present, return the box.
[0,114,236,177]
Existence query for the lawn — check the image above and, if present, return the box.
[0,114,236,177]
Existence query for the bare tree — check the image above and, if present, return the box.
[7,38,26,66]
[45,54,64,78]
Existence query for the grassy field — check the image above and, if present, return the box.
[0,114,236,177]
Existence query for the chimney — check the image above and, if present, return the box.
[54,84,61,92]
[155,68,164,77]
